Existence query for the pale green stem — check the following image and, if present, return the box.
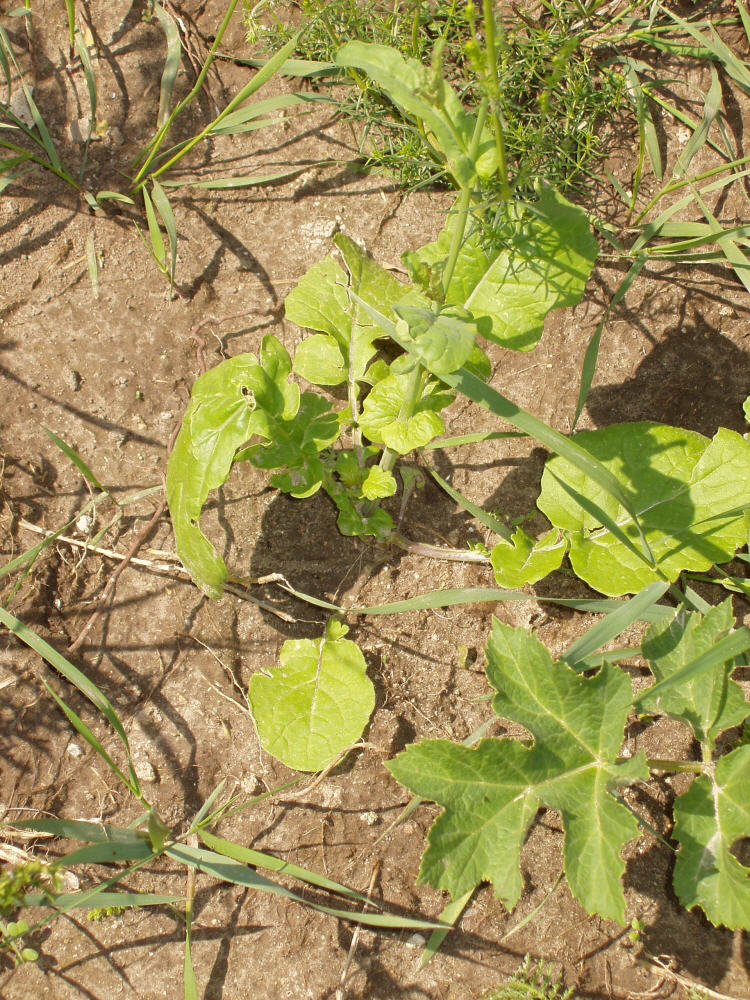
[643,758,706,774]
[482,0,510,199]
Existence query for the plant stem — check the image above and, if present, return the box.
[643,758,706,774]
[482,0,510,199]
[390,533,490,564]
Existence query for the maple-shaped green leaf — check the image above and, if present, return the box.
[359,372,452,454]
[538,423,750,596]
[412,188,597,351]
[166,341,300,597]
[639,601,749,749]
[249,620,375,772]
[388,620,648,922]
[490,526,567,589]
[285,233,404,388]
[672,745,750,930]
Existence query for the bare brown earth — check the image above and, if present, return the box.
[0,3,748,999]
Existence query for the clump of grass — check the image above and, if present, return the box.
[482,954,573,1000]
[244,0,626,195]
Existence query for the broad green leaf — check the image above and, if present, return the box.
[393,304,483,375]
[293,334,346,386]
[286,234,403,388]
[538,423,750,596]
[335,41,496,188]
[361,466,397,501]
[166,341,299,597]
[672,745,750,930]
[490,527,566,589]
[359,373,451,454]
[249,620,375,771]
[638,602,749,749]
[388,621,648,922]
[247,392,340,498]
[414,189,597,351]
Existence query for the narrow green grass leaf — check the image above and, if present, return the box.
[75,32,97,124]
[23,890,180,909]
[0,25,63,171]
[96,190,135,204]
[199,830,369,902]
[153,1,181,129]
[85,234,99,299]
[42,681,138,796]
[219,55,338,78]
[420,890,473,967]
[561,583,669,670]
[161,165,319,189]
[141,185,166,269]
[422,430,525,449]
[573,253,647,429]
[11,816,150,845]
[0,606,137,773]
[622,59,662,182]
[42,425,106,493]
[166,843,444,930]
[428,467,510,539]
[634,629,750,707]
[150,179,177,290]
[673,66,721,179]
[64,0,75,50]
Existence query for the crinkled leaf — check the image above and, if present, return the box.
[413,189,597,351]
[388,620,648,922]
[293,334,346,386]
[286,233,403,388]
[248,392,340,498]
[639,601,749,748]
[672,745,750,930]
[538,423,750,596]
[359,373,451,454]
[335,41,496,188]
[393,304,483,375]
[249,620,375,771]
[490,527,567,589]
[361,466,397,501]
[167,343,299,596]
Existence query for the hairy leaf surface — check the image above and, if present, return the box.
[538,423,750,595]
[639,601,749,748]
[672,745,750,930]
[388,620,648,922]
[249,621,374,771]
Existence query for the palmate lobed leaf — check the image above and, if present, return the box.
[639,600,749,749]
[388,620,648,923]
[249,620,374,771]
[538,422,750,596]
[413,188,598,351]
[672,745,750,930]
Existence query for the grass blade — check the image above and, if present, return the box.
[166,843,444,930]
[199,830,369,903]
[573,253,647,429]
[153,1,182,129]
[0,605,139,791]
[150,179,178,291]
[420,890,472,967]
[0,26,62,172]
[41,682,140,796]
[141,185,166,270]
[161,165,317,189]
[561,583,669,670]
[422,430,526,449]
[427,467,511,540]
[634,628,750,706]
[23,890,180,909]
[42,424,107,494]
[85,234,99,299]
[673,66,721,179]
